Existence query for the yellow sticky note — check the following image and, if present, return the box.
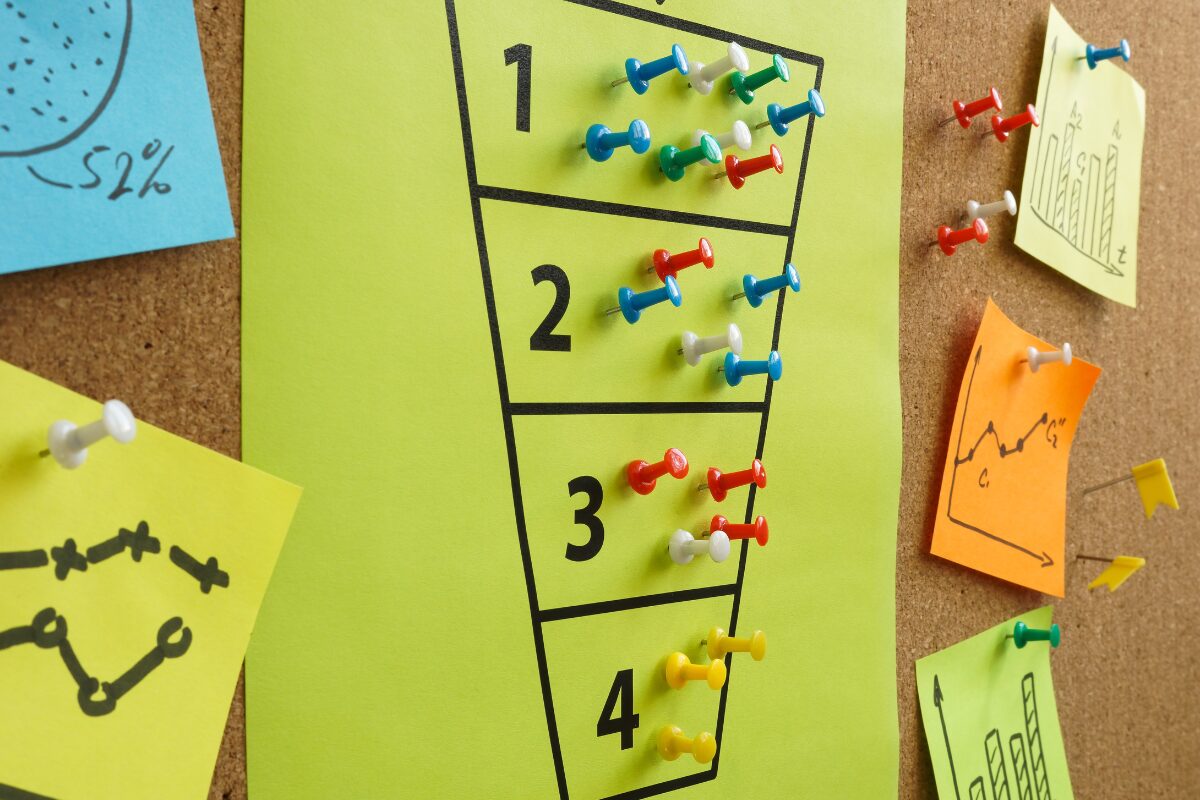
[1086,556,1145,592]
[1131,458,1179,518]
[1015,4,1146,306]
[0,359,300,800]
[931,300,1101,596]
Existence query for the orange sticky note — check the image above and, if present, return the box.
[931,300,1101,595]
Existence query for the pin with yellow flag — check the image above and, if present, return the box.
[1076,554,1146,592]
[1082,458,1179,518]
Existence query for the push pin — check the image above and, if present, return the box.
[1023,343,1072,373]
[756,89,825,136]
[693,120,753,152]
[583,119,651,162]
[931,219,988,256]
[658,726,717,764]
[732,263,801,307]
[1006,621,1061,649]
[939,87,1003,128]
[650,237,714,282]
[687,41,750,94]
[965,190,1017,223]
[720,351,782,387]
[1077,554,1146,592]
[729,54,790,104]
[709,514,768,546]
[699,458,766,502]
[664,651,727,690]
[659,135,722,182]
[612,44,688,94]
[716,143,783,189]
[669,529,730,565]
[983,104,1039,142]
[627,448,689,495]
[605,276,682,324]
[679,324,742,366]
[702,627,766,661]
[1081,39,1130,70]
[40,400,137,469]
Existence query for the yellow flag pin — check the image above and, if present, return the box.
[1076,554,1146,592]
[1083,458,1179,518]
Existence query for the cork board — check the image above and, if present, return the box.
[0,2,1194,798]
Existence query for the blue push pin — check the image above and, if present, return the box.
[1007,621,1062,649]
[720,351,782,387]
[605,275,682,324]
[732,263,801,308]
[611,45,689,94]
[756,89,826,137]
[1082,39,1130,70]
[584,119,652,162]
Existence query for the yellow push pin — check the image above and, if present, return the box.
[664,651,726,690]
[702,627,766,662]
[657,725,717,764]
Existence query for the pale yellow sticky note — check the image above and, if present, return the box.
[0,359,300,800]
[1015,4,1145,306]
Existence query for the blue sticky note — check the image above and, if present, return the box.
[0,0,233,274]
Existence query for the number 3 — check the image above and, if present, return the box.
[565,475,603,561]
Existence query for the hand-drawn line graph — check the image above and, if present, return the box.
[946,345,1065,567]
[1027,35,1124,277]
[0,0,133,158]
[933,672,1052,800]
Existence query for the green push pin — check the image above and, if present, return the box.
[1007,621,1061,649]
[658,134,721,182]
[728,54,790,105]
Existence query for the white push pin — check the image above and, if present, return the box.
[39,400,137,469]
[966,190,1018,223]
[679,324,743,366]
[691,121,753,153]
[1024,343,1072,373]
[669,529,730,565]
[687,42,750,94]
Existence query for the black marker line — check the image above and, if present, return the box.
[539,584,737,622]
[85,535,125,564]
[509,401,763,416]
[0,783,57,800]
[168,546,229,593]
[49,539,87,580]
[599,770,713,800]
[0,550,49,571]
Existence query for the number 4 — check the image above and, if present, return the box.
[597,669,639,750]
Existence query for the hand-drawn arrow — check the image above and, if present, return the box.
[934,675,962,800]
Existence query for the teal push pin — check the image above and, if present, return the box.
[728,54,790,105]
[756,89,826,136]
[611,45,689,94]
[1007,621,1061,649]
[719,351,782,387]
[584,120,652,162]
[1082,39,1130,70]
[605,276,682,324]
[659,134,722,182]
[731,263,801,308]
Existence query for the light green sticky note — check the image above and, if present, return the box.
[243,1,905,797]
[916,607,1075,800]
[1015,4,1145,307]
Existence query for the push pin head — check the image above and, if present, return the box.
[651,237,714,282]
[940,87,1003,128]
[933,219,988,256]
[627,448,689,495]
[1084,39,1130,70]
[605,276,682,323]
[664,651,727,690]
[721,351,782,387]
[718,144,783,189]
[659,135,722,182]
[1025,343,1072,373]
[756,89,825,136]
[966,190,1017,222]
[984,104,1040,142]
[709,514,768,546]
[584,119,651,162]
[693,120,753,152]
[658,726,717,764]
[729,54,790,104]
[1007,621,1061,649]
[688,42,750,94]
[668,528,730,565]
[42,400,137,469]
[679,324,742,367]
[704,626,767,661]
[699,459,766,502]
[612,45,689,94]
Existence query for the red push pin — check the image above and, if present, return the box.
[650,238,714,283]
[627,448,689,495]
[698,459,766,502]
[930,218,988,256]
[716,144,783,190]
[709,514,768,546]
[939,87,1002,128]
[983,104,1039,142]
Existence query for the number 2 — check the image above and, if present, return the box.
[597,668,639,750]
[530,264,570,352]
[565,475,603,561]
[504,43,532,132]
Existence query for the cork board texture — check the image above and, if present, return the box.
[0,2,1194,798]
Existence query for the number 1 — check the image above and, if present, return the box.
[504,43,532,132]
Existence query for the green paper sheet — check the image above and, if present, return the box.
[916,607,1075,800]
[1015,4,1146,307]
[242,1,905,796]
